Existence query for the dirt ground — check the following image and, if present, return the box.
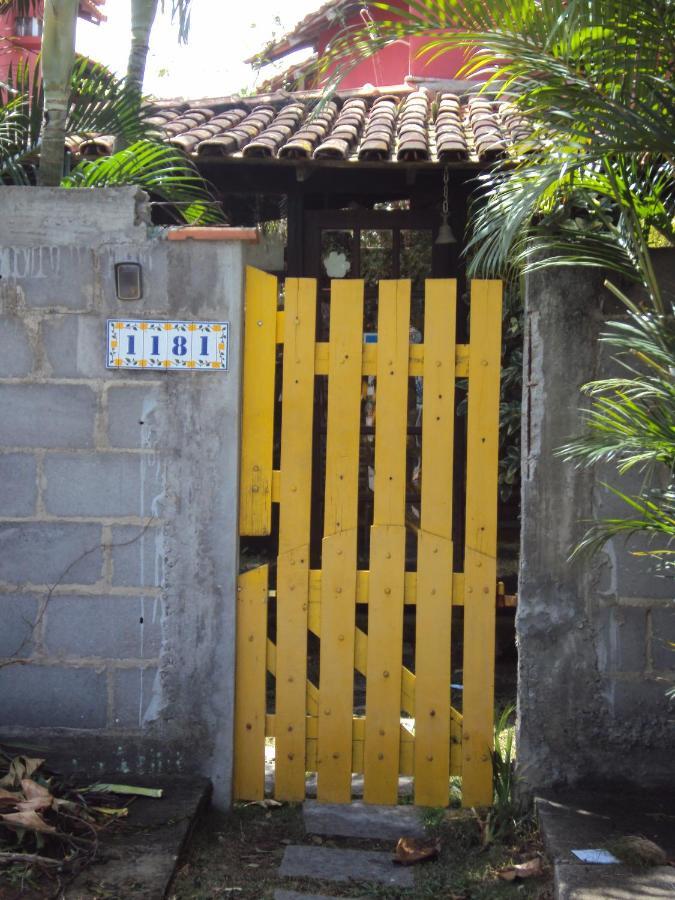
[170,803,553,900]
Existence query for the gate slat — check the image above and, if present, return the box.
[275,278,317,801]
[234,565,269,800]
[317,280,364,803]
[364,279,410,805]
[462,280,502,807]
[239,267,278,536]
[415,279,457,807]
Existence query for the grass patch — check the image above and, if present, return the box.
[408,812,551,899]
[170,802,552,900]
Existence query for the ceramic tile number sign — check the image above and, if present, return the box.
[107,320,229,371]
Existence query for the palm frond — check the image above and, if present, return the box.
[321,0,674,311]
[0,56,157,184]
[161,0,192,44]
[560,308,674,557]
[0,0,34,14]
[62,140,226,225]
[571,485,675,562]
[67,58,146,142]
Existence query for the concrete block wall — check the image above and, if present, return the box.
[517,255,674,793]
[0,188,248,805]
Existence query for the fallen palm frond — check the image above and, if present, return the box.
[0,748,162,890]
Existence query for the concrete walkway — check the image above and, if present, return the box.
[536,788,675,899]
[68,776,210,899]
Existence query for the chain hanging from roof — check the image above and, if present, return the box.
[435,166,456,245]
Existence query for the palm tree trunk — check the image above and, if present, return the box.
[114,0,159,152]
[39,0,78,186]
[127,0,160,95]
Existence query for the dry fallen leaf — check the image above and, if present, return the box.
[393,836,441,866]
[498,857,544,881]
[246,798,283,809]
[0,756,45,789]
[21,779,52,801]
[1,809,57,834]
[17,796,53,813]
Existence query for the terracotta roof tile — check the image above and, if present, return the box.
[78,87,530,167]
[435,93,469,161]
[396,89,433,161]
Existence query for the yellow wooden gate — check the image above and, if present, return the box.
[234,267,502,807]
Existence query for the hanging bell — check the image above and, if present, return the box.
[435,213,456,245]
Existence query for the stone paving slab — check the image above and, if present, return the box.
[555,863,675,899]
[536,789,675,900]
[536,789,675,860]
[304,800,425,841]
[279,845,414,888]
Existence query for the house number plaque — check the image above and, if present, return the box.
[107,320,229,370]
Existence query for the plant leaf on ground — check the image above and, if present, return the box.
[0,748,162,891]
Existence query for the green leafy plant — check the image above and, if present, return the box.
[63,139,224,223]
[320,0,674,557]
[560,311,675,565]
[483,704,519,846]
[0,57,225,223]
[1,0,195,181]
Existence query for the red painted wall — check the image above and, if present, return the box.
[0,1,42,87]
[312,2,478,89]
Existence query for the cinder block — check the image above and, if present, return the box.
[45,594,162,659]
[0,454,37,516]
[111,524,164,588]
[612,678,673,717]
[0,664,107,728]
[43,315,107,378]
[0,384,96,448]
[0,522,103,584]
[44,452,165,518]
[0,317,34,376]
[113,667,159,727]
[166,242,242,318]
[0,187,148,247]
[652,608,675,671]
[614,537,674,600]
[0,246,95,310]
[107,385,166,449]
[597,606,646,672]
[0,594,39,657]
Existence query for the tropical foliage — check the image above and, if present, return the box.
[127,0,193,93]
[560,312,675,568]
[0,57,223,221]
[0,0,221,221]
[62,138,223,225]
[322,0,675,560]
